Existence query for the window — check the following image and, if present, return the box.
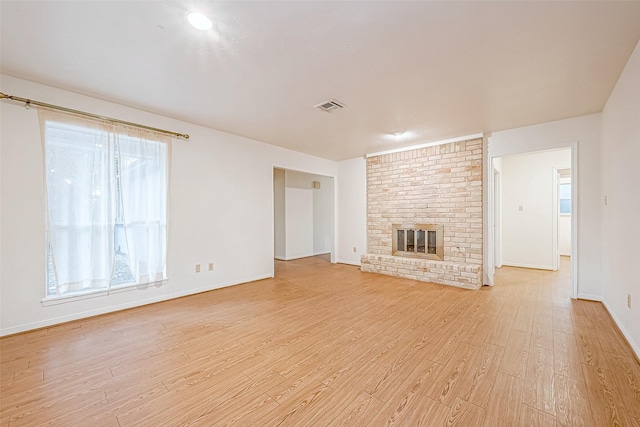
[559,182,571,215]
[42,112,169,298]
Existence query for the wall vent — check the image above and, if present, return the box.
[314,98,346,113]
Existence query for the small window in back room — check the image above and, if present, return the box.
[559,183,571,214]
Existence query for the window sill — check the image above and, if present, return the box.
[41,279,168,306]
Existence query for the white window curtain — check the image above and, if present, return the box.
[39,110,169,297]
[117,130,169,285]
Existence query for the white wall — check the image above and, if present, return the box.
[311,175,334,255]
[500,149,571,270]
[488,113,602,299]
[273,168,286,259]
[280,169,333,259]
[336,157,367,265]
[601,39,640,358]
[284,187,314,259]
[0,75,337,335]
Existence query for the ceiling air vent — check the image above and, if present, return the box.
[314,98,346,113]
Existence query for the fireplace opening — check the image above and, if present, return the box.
[392,224,443,261]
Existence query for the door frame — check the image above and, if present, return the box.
[493,168,502,272]
[552,167,560,271]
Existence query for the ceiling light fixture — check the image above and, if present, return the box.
[391,131,410,140]
[382,130,421,143]
[188,12,213,31]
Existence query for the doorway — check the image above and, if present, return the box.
[490,147,576,297]
[273,167,335,267]
[557,169,572,258]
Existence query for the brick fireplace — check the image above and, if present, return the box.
[360,138,483,289]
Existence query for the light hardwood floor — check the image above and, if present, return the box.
[1,256,639,426]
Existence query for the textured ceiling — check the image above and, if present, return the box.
[2,1,640,160]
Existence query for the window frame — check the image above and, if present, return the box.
[42,117,169,302]
[559,182,571,215]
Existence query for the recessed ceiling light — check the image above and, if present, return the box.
[381,130,420,143]
[188,12,212,31]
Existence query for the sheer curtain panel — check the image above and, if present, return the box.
[118,130,169,285]
[40,110,169,298]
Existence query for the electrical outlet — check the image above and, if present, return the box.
[518,205,524,211]
[353,247,357,253]
[208,262,214,271]
[195,264,201,273]
[628,294,632,309]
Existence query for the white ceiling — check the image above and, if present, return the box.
[2,1,640,161]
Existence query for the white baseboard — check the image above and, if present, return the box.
[278,251,331,261]
[0,273,272,337]
[577,293,602,301]
[501,262,553,271]
[602,299,640,361]
[337,259,361,266]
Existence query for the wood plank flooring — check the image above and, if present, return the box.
[1,255,639,426]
